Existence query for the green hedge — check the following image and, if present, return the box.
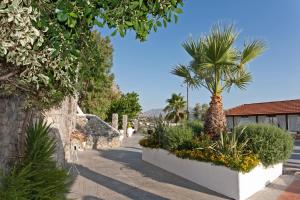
[185,120,203,136]
[162,126,193,151]
[235,123,294,167]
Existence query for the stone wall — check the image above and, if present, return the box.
[0,96,77,171]
[0,95,122,172]
[0,96,27,171]
[43,97,77,166]
[76,114,123,149]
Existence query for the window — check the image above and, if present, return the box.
[288,115,300,132]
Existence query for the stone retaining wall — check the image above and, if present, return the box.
[0,95,122,172]
[43,97,77,165]
[0,96,27,171]
[76,114,123,149]
[0,96,77,171]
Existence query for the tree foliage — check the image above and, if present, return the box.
[193,103,208,121]
[181,23,266,96]
[0,0,184,109]
[78,31,120,119]
[164,93,186,123]
[106,92,142,122]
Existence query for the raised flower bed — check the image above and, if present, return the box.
[140,122,294,200]
[142,147,282,200]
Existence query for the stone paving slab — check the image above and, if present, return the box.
[68,134,299,200]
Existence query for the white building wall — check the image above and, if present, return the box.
[227,116,234,129]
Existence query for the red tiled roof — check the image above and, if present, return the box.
[225,99,300,116]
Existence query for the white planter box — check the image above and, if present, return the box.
[142,148,282,200]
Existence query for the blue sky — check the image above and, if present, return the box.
[97,0,300,111]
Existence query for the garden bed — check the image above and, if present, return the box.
[142,147,282,200]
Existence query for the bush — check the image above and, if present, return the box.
[174,149,259,173]
[139,125,260,172]
[235,123,294,167]
[185,120,203,136]
[213,131,250,159]
[0,120,71,200]
[161,126,193,151]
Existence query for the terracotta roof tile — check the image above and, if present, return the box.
[225,99,300,116]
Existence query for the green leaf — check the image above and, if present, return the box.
[67,17,77,28]
[130,1,139,9]
[156,21,162,27]
[139,0,143,7]
[111,30,117,36]
[119,29,125,37]
[125,21,133,26]
[175,8,183,14]
[163,18,167,28]
[57,12,68,22]
[94,20,104,28]
[69,12,78,18]
[174,14,178,23]
[153,24,157,32]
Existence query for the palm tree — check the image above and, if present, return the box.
[171,64,198,121]
[164,93,186,123]
[180,23,265,138]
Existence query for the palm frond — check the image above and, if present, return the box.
[179,23,265,95]
[241,40,266,65]
[224,69,252,91]
[182,38,201,58]
[171,64,198,88]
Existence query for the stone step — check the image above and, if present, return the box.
[287,159,300,164]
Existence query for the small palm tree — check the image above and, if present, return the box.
[180,23,266,137]
[171,64,198,120]
[164,93,186,123]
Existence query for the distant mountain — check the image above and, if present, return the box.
[143,107,195,119]
[143,108,165,118]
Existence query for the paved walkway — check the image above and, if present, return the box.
[68,134,300,200]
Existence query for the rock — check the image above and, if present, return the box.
[75,114,122,150]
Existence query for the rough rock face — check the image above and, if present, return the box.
[0,95,121,172]
[75,114,123,150]
[0,96,77,171]
[43,97,77,166]
[0,96,27,171]
[70,130,87,151]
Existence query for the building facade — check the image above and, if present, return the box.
[226,99,300,134]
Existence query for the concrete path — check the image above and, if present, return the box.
[68,134,299,200]
[285,140,300,174]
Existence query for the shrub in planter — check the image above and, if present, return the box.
[161,126,193,151]
[0,120,71,200]
[174,148,259,173]
[185,120,203,136]
[235,123,294,167]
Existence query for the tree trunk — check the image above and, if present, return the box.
[203,94,227,138]
[186,83,189,121]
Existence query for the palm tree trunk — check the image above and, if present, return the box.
[203,94,227,138]
[186,83,189,121]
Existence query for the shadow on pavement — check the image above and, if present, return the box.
[82,195,104,200]
[74,164,169,200]
[95,148,228,199]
